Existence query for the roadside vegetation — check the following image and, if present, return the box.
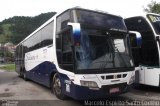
[0,63,15,71]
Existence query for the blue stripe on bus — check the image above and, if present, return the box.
[26,61,57,87]
[24,61,131,100]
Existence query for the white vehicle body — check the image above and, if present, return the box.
[15,7,135,100]
[125,13,160,87]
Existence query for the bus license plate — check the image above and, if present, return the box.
[109,87,120,94]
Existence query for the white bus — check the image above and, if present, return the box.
[125,13,160,87]
[15,7,135,100]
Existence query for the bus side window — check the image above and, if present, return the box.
[41,21,54,47]
[56,34,62,64]
[61,29,74,71]
[56,10,74,72]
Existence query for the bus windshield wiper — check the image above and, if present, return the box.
[99,32,115,71]
[99,31,128,71]
[107,31,127,67]
[114,46,127,67]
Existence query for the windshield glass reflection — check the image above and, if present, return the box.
[75,28,133,70]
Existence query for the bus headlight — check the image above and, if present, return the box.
[129,74,135,85]
[80,80,99,88]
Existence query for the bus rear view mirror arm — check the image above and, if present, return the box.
[67,22,81,44]
[67,22,81,35]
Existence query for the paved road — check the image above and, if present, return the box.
[1,71,160,106]
[0,71,83,106]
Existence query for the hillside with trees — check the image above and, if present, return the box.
[0,12,56,45]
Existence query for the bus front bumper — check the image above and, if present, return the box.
[67,82,132,100]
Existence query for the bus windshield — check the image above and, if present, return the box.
[75,9,127,32]
[75,28,134,70]
[73,10,133,71]
[147,14,160,35]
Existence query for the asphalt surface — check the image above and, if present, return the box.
[1,71,160,106]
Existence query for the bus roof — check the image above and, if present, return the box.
[16,7,123,47]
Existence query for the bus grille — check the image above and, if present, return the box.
[101,74,127,80]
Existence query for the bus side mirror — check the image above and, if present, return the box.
[129,31,142,47]
[67,22,81,44]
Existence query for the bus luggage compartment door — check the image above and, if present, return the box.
[144,67,159,86]
[138,66,145,84]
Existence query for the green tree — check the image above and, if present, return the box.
[0,12,56,44]
[144,0,160,14]
[0,25,3,34]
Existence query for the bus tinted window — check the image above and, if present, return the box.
[29,31,41,51]
[141,41,159,66]
[41,21,54,46]
[22,21,54,52]
[125,17,155,41]
[56,10,70,64]
[23,41,29,53]
[75,9,127,31]
[125,17,159,66]
[62,30,73,63]
[56,10,70,33]
[147,14,160,35]
[16,46,20,59]
[125,17,152,34]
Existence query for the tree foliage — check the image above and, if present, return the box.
[0,25,3,34]
[0,12,56,44]
[144,0,160,14]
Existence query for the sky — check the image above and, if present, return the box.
[0,0,160,21]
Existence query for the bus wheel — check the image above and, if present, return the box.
[19,70,23,78]
[23,70,28,81]
[52,73,67,100]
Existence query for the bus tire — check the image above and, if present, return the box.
[19,70,23,78]
[23,70,28,81]
[133,83,140,89]
[19,68,24,78]
[52,73,67,100]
